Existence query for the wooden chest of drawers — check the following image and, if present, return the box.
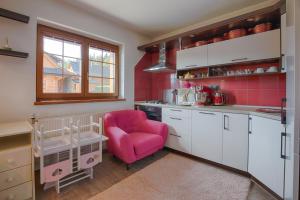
[0,121,34,200]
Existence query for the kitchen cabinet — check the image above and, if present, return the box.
[222,113,248,171]
[207,29,280,66]
[162,108,192,153]
[248,115,285,198]
[191,110,222,164]
[176,45,208,70]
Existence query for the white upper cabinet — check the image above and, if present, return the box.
[222,113,249,171]
[207,29,280,66]
[191,110,223,164]
[248,115,285,198]
[176,45,208,70]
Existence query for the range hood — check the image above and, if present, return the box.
[143,43,175,73]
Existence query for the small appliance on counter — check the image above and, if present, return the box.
[194,86,213,106]
[163,89,177,104]
[213,92,226,106]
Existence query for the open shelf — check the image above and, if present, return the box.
[0,8,29,23]
[180,72,285,81]
[0,49,29,58]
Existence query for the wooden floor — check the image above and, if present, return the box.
[36,149,276,200]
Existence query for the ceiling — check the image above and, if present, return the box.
[62,0,269,38]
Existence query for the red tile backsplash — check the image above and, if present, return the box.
[135,50,286,107]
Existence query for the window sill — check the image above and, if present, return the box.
[34,98,126,105]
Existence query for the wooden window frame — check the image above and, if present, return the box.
[36,25,120,103]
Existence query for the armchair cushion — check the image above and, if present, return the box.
[128,132,163,156]
[104,110,168,164]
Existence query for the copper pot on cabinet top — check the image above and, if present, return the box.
[225,28,247,39]
[195,40,208,47]
[212,37,224,43]
[251,23,272,34]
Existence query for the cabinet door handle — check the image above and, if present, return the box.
[231,57,248,62]
[198,112,215,115]
[185,64,197,68]
[170,133,181,138]
[281,98,287,125]
[249,117,252,134]
[224,115,229,130]
[170,117,182,121]
[281,132,287,159]
[170,109,182,112]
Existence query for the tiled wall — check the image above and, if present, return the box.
[135,50,286,107]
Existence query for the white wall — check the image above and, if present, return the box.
[0,0,148,122]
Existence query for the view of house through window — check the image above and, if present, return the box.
[88,47,115,93]
[37,25,119,102]
[43,37,82,93]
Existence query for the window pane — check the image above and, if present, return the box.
[89,47,102,61]
[103,63,115,78]
[103,50,115,64]
[44,37,63,55]
[62,75,81,93]
[43,74,63,93]
[89,77,102,93]
[63,57,81,76]
[43,53,64,93]
[43,53,63,72]
[89,61,102,77]
[103,78,115,93]
[64,41,81,58]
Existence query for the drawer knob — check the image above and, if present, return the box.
[6,177,14,182]
[7,194,15,200]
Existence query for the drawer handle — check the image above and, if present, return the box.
[231,57,248,62]
[170,133,181,138]
[6,177,14,182]
[170,117,182,121]
[170,109,182,112]
[198,112,215,115]
[185,64,197,68]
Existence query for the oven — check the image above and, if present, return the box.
[135,105,162,122]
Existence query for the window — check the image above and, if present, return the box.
[36,25,119,103]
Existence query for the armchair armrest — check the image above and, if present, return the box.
[139,120,168,144]
[106,127,136,164]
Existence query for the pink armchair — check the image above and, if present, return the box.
[104,110,168,167]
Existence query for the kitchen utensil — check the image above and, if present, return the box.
[213,92,226,106]
[226,29,247,39]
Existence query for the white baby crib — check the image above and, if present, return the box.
[34,113,105,193]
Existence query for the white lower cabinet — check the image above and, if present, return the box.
[248,115,285,198]
[162,108,192,153]
[222,113,249,171]
[191,111,223,164]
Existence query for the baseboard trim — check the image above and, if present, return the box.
[250,176,283,200]
[164,147,249,177]
[164,147,282,200]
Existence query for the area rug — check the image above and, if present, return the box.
[89,153,250,200]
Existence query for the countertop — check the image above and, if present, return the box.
[0,121,33,138]
[135,102,282,121]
